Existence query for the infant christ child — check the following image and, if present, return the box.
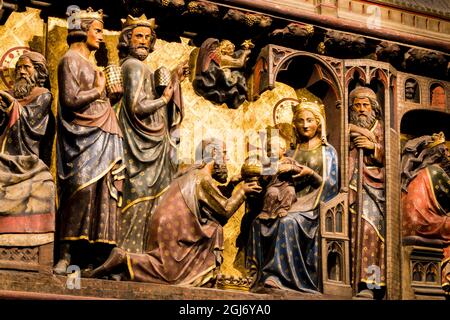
[258,136,303,220]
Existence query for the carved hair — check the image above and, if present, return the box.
[67,19,97,46]
[348,87,382,120]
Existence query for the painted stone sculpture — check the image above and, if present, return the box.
[116,14,187,253]
[0,51,55,236]
[54,8,125,274]
[192,38,253,109]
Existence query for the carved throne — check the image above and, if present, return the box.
[319,192,352,297]
[0,234,54,274]
[401,236,446,300]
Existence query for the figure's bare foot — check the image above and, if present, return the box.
[264,278,282,289]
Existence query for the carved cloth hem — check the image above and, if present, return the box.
[117,56,183,253]
[59,169,121,244]
[402,165,450,289]
[124,169,227,286]
[0,153,55,233]
[247,144,339,293]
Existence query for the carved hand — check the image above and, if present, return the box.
[94,70,106,95]
[349,124,376,143]
[277,163,299,174]
[0,91,15,111]
[242,181,262,194]
[230,173,243,184]
[292,165,313,179]
[162,81,175,103]
[174,61,190,83]
[353,135,375,150]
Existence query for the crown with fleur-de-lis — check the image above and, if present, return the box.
[425,132,446,149]
[121,14,155,29]
[78,7,104,22]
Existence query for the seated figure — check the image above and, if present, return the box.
[402,132,450,292]
[0,51,55,238]
[258,135,315,220]
[85,139,261,286]
[246,100,339,293]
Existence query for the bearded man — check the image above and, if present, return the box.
[85,139,261,286]
[116,15,187,253]
[0,51,55,239]
[348,86,386,299]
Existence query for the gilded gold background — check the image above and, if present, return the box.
[0,9,300,278]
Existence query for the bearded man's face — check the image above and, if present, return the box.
[129,26,152,61]
[13,57,37,99]
[211,148,229,184]
[349,97,377,129]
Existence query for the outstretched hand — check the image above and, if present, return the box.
[277,163,293,174]
[0,91,14,107]
[242,181,262,194]
[174,61,190,83]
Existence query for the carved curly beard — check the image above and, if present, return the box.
[13,74,36,99]
[349,109,377,129]
[129,45,150,61]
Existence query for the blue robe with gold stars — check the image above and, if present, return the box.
[247,143,338,292]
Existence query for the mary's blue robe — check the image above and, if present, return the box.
[247,143,339,292]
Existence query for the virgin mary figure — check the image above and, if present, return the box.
[246,99,339,293]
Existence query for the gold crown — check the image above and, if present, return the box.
[215,274,254,291]
[121,14,155,29]
[78,7,104,22]
[426,132,446,149]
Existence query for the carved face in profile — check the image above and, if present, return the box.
[212,146,229,184]
[86,20,104,51]
[129,26,152,61]
[293,109,319,141]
